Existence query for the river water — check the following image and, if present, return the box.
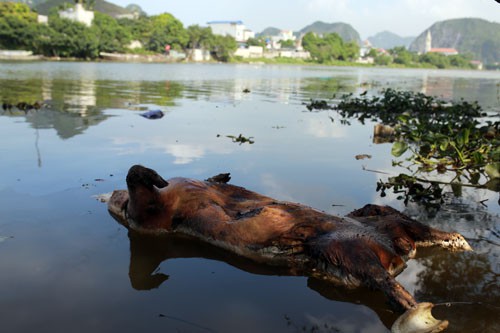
[0,62,498,332]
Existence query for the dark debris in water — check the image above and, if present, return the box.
[225,134,255,145]
[304,99,334,111]
[355,154,372,160]
[140,110,164,119]
[2,100,46,114]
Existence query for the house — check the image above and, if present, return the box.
[470,60,483,70]
[207,21,255,42]
[59,3,94,27]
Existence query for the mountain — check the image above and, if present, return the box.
[368,31,415,49]
[33,0,135,18]
[298,21,361,43]
[257,27,281,37]
[409,18,500,64]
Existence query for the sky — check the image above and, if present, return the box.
[109,0,500,39]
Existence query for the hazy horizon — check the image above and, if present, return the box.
[109,0,500,39]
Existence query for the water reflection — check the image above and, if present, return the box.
[124,226,500,332]
[0,78,185,139]
[1,63,499,332]
[126,231,401,330]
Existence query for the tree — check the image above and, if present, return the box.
[343,40,360,61]
[118,16,152,46]
[449,54,473,68]
[279,39,295,49]
[185,25,213,49]
[390,46,412,65]
[302,32,353,63]
[44,13,99,58]
[302,32,323,62]
[374,54,392,66]
[146,13,188,53]
[182,24,215,60]
[246,37,266,48]
[367,48,378,58]
[92,12,131,53]
[210,34,237,62]
[0,2,39,50]
[419,52,450,69]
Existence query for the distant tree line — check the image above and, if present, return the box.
[0,2,237,61]
[301,32,360,63]
[366,46,477,69]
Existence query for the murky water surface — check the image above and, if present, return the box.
[0,62,498,332]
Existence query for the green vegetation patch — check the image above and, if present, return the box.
[310,89,499,210]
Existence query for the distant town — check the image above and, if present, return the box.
[0,1,499,70]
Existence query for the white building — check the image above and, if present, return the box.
[234,46,264,58]
[269,30,296,49]
[207,20,254,42]
[59,3,94,27]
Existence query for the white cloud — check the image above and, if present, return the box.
[110,135,233,164]
[165,144,204,165]
[306,118,348,139]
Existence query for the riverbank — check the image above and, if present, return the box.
[99,52,183,63]
[1,49,495,71]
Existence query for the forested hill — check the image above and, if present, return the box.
[257,27,281,37]
[368,31,415,49]
[31,0,135,18]
[298,21,361,43]
[409,18,500,64]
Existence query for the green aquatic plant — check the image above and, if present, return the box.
[335,89,499,208]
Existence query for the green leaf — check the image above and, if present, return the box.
[485,162,500,179]
[471,151,484,165]
[439,140,449,151]
[492,146,500,162]
[392,141,409,157]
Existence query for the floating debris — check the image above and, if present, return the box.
[93,193,112,203]
[304,99,334,111]
[226,134,254,145]
[2,100,44,113]
[355,154,372,160]
[140,110,164,119]
[242,88,251,93]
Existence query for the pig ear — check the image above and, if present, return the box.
[126,165,168,190]
[391,303,448,333]
[152,174,168,189]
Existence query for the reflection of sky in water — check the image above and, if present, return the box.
[0,62,499,332]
